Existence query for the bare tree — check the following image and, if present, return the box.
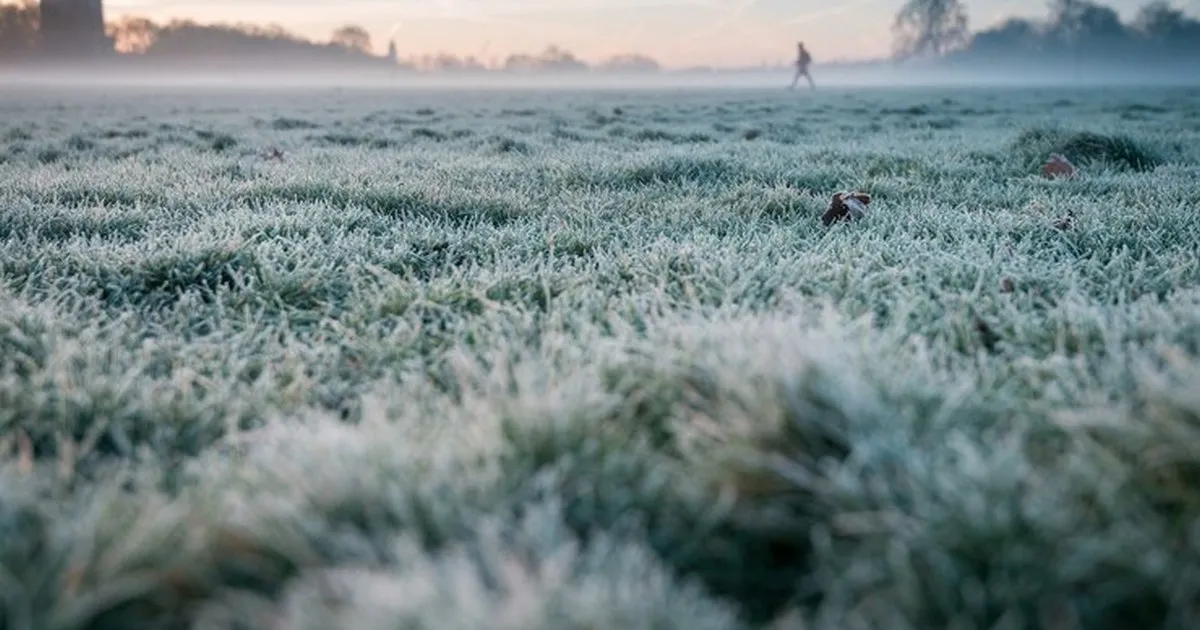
[107,16,159,54]
[892,0,970,60]
[0,0,40,59]
[535,45,588,72]
[330,24,372,55]
[1133,0,1200,42]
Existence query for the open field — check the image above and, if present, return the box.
[2,84,1200,629]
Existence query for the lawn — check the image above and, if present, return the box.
[2,84,1200,629]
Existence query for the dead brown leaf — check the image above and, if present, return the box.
[822,191,872,226]
[1041,153,1078,179]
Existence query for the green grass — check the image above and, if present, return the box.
[2,84,1200,629]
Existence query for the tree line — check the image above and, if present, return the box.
[105,18,663,73]
[894,0,1200,70]
[0,1,660,73]
[2,0,1198,72]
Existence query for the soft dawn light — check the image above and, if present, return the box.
[92,0,1199,68]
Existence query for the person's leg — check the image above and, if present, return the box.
[789,67,800,90]
[806,71,815,90]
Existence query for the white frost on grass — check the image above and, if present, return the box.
[1,85,1199,629]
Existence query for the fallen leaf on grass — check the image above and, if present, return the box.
[822,191,871,226]
[1041,153,1077,179]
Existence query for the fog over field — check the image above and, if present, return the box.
[2,84,1200,629]
[4,58,1200,90]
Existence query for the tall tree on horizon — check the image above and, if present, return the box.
[1132,0,1200,41]
[330,24,371,55]
[107,15,157,53]
[892,0,970,60]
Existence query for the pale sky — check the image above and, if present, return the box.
[103,0,1197,67]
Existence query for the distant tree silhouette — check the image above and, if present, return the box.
[3,0,1197,77]
[107,15,156,53]
[965,16,1043,57]
[412,52,487,72]
[502,45,588,73]
[142,20,312,59]
[501,52,536,72]
[0,0,39,60]
[892,0,970,59]
[595,53,661,73]
[1132,0,1200,44]
[0,5,658,74]
[94,18,393,72]
[1046,0,1125,49]
[944,0,1200,74]
[536,45,588,72]
[330,24,371,55]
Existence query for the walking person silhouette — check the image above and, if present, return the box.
[790,41,815,91]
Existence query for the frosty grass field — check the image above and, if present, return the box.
[2,84,1200,629]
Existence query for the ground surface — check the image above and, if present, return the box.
[2,84,1200,629]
